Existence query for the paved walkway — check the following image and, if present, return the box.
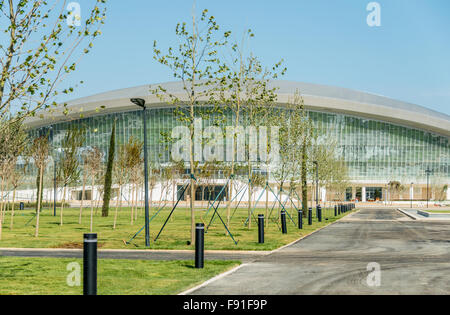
[188,208,450,295]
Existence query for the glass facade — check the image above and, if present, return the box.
[27,106,450,189]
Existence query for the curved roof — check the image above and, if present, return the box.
[24,80,450,137]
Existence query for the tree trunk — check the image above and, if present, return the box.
[301,142,308,215]
[0,176,4,222]
[113,185,122,229]
[172,180,175,208]
[247,162,252,229]
[265,184,269,227]
[35,166,44,237]
[90,178,95,232]
[135,182,139,221]
[79,171,86,224]
[60,185,66,226]
[189,121,195,244]
[10,187,16,230]
[130,183,135,225]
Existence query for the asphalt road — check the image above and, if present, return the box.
[189,208,450,295]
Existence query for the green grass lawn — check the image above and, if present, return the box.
[0,205,355,250]
[0,256,239,295]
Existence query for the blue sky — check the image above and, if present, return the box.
[66,0,450,115]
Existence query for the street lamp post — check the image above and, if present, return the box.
[131,98,150,247]
[425,168,432,209]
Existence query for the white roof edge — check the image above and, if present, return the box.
[24,80,450,137]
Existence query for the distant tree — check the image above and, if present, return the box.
[31,136,49,237]
[0,119,28,237]
[9,152,29,230]
[219,30,285,229]
[102,120,116,217]
[388,181,404,201]
[113,143,127,229]
[125,137,143,225]
[78,150,90,224]
[58,127,84,225]
[153,8,231,244]
[84,147,103,232]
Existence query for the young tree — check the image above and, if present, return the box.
[153,8,230,243]
[0,0,107,128]
[125,137,143,225]
[310,137,349,205]
[112,143,127,229]
[78,149,90,224]
[219,31,285,228]
[31,135,49,237]
[84,147,103,232]
[102,119,116,217]
[273,93,307,211]
[0,119,27,237]
[9,154,29,230]
[58,127,84,225]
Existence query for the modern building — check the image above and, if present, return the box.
[23,81,450,204]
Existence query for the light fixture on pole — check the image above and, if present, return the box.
[131,98,150,247]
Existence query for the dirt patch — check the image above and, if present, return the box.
[52,242,105,249]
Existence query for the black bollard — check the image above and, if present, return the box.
[258,214,264,244]
[317,205,322,222]
[195,223,204,269]
[281,210,287,234]
[308,207,312,225]
[298,210,303,229]
[195,223,205,269]
[83,233,97,296]
[334,205,337,216]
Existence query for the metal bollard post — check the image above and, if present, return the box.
[334,205,337,216]
[308,207,312,225]
[83,233,97,296]
[195,223,204,268]
[258,215,264,244]
[317,205,322,222]
[281,210,287,234]
[298,210,303,229]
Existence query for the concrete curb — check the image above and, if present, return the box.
[178,263,250,295]
[396,208,418,220]
[397,208,450,222]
